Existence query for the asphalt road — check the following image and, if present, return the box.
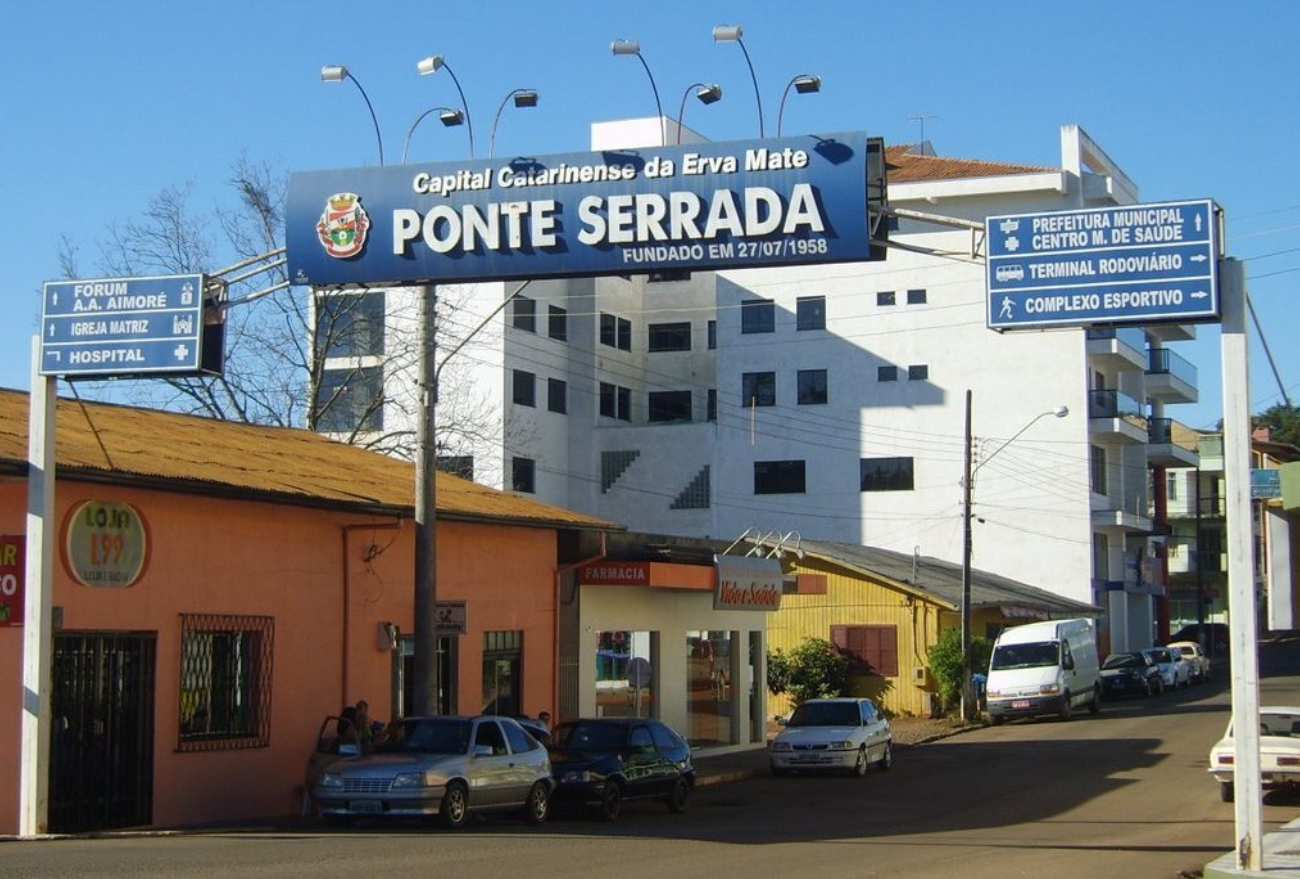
[7,646,1300,879]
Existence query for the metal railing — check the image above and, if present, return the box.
[1088,388,1147,426]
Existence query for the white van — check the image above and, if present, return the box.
[986,618,1101,724]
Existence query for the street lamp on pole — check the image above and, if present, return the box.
[676,83,722,145]
[401,107,465,164]
[488,89,539,158]
[776,74,821,136]
[611,39,665,146]
[416,55,476,158]
[960,396,1069,721]
[713,24,764,137]
[320,65,385,165]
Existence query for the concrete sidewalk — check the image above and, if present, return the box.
[1204,817,1300,878]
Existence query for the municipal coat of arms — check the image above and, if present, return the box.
[316,192,370,259]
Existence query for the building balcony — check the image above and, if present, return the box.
[1091,493,1152,533]
[1088,389,1148,444]
[1144,323,1197,343]
[1086,327,1148,371]
[1146,347,1199,404]
[1147,418,1199,468]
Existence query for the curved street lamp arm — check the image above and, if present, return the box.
[346,72,385,166]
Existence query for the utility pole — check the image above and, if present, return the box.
[412,284,439,715]
[960,389,974,721]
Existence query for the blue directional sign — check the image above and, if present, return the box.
[986,199,1220,330]
[41,274,207,377]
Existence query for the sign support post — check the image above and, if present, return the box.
[20,336,55,836]
[1221,258,1263,870]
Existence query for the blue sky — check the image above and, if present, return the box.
[8,2,1298,429]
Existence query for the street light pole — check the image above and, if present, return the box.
[713,25,764,137]
[412,285,440,716]
[960,394,1069,721]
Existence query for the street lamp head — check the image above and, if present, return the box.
[794,74,822,94]
[321,65,348,82]
[713,24,743,42]
[696,83,723,105]
[416,55,445,76]
[438,108,465,127]
[512,90,539,108]
[611,38,640,56]
[1053,405,1070,418]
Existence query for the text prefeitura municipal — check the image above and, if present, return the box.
[396,146,828,255]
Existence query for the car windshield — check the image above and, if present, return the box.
[990,641,1058,670]
[381,718,472,755]
[1103,654,1142,669]
[788,702,860,727]
[1147,650,1172,663]
[550,722,628,752]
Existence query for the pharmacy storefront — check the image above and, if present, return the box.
[571,556,778,748]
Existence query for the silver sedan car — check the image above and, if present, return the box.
[313,715,552,828]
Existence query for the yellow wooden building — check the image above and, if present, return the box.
[764,538,1098,718]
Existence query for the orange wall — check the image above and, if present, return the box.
[0,479,558,831]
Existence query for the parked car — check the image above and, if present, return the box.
[548,718,694,821]
[769,697,892,776]
[1099,651,1162,699]
[312,715,552,828]
[1169,622,1229,656]
[1143,647,1191,690]
[1168,640,1213,683]
[1209,706,1300,802]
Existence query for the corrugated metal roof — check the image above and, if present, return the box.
[886,144,1054,184]
[794,538,1099,616]
[0,388,613,530]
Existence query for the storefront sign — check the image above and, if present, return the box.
[578,561,651,585]
[714,555,783,611]
[63,501,149,588]
[0,535,23,625]
[436,600,467,635]
[286,132,873,286]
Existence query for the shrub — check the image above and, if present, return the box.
[767,637,850,705]
[927,628,990,713]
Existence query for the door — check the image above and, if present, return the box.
[49,632,156,832]
[399,634,457,716]
[482,631,522,717]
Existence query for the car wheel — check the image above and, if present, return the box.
[667,776,692,813]
[599,781,622,822]
[440,781,469,829]
[876,741,893,772]
[1221,781,1235,803]
[524,781,550,825]
[852,746,869,777]
[989,714,1003,726]
[1059,691,1073,721]
[1088,686,1102,715]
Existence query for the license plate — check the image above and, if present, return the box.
[349,800,382,814]
[1011,700,1030,709]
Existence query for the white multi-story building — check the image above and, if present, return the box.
[317,120,1206,653]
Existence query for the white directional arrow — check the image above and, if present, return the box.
[1195,214,1203,232]
[1190,254,1208,263]
[1189,290,1210,299]
[47,325,55,338]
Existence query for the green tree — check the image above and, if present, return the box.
[767,637,850,705]
[927,628,991,714]
[1254,404,1300,448]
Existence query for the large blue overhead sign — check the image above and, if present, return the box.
[986,199,1220,330]
[286,132,873,286]
[41,274,207,377]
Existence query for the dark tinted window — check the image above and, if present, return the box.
[316,291,386,359]
[741,299,775,334]
[876,291,895,307]
[796,296,826,330]
[512,458,536,493]
[547,378,567,414]
[798,369,827,405]
[755,460,806,494]
[551,721,629,751]
[648,322,692,352]
[512,296,536,332]
[648,390,692,422]
[878,366,898,382]
[742,372,776,407]
[861,457,914,491]
[475,720,509,755]
[548,305,568,341]
[504,720,538,753]
[629,726,654,749]
[649,721,686,752]
[512,370,536,407]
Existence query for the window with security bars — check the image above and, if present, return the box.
[178,614,273,751]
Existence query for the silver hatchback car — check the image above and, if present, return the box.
[313,715,552,828]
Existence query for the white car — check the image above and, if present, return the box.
[1167,640,1212,683]
[769,697,892,777]
[1142,647,1190,689]
[1209,707,1300,802]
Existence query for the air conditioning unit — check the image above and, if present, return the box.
[912,666,928,685]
